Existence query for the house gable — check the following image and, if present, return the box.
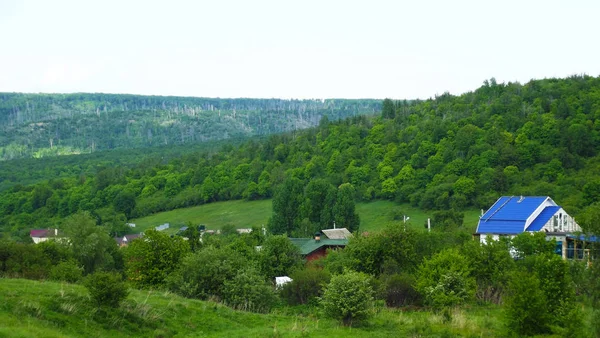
[527,207,581,233]
[525,206,560,231]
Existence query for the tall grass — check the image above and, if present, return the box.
[0,278,510,337]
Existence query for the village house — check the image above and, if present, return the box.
[289,228,351,261]
[474,196,587,259]
[29,229,61,244]
[114,233,143,247]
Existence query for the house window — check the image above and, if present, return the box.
[555,241,562,256]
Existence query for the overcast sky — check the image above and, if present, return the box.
[0,0,598,99]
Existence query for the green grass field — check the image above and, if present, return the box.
[131,199,273,234]
[131,199,481,234]
[0,278,505,337]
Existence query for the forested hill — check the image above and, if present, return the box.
[2,75,600,240]
[0,93,381,160]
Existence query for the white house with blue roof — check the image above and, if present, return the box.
[475,196,582,258]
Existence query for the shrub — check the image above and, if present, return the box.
[124,229,190,289]
[519,253,577,328]
[415,248,475,308]
[222,267,277,313]
[379,273,421,307]
[84,271,129,308]
[461,239,515,304]
[503,271,550,336]
[510,232,555,259]
[167,246,246,299]
[321,270,374,326]
[49,260,83,283]
[280,267,331,305]
[258,235,302,279]
[1,241,51,279]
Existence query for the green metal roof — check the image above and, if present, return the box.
[289,238,348,255]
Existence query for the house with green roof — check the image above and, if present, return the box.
[289,230,350,261]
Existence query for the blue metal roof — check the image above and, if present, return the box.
[477,220,528,234]
[526,206,560,231]
[476,196,550,234]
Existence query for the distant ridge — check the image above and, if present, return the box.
[0,93,381,160]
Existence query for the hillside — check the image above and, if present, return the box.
[1,75,600,238]
[0,93,381,160]
[0,278,504,337]
[129,199,481,234]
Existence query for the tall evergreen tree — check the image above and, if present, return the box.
[381,98,395,119]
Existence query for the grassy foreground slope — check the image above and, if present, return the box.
[131,199,481,234]
[0,278,503,337]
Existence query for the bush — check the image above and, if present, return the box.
[222,267,277,313]
[124,229,190,289]
[167,246,247,299]
[258,235,302,279]
[0,241,51,279]
[84,271,129,308]
[379,273,421,307]
[503,271,550,336]
[49,260,83,283]
[415,248,475,308]
[280,267,331,305]
[321,270,374,326]
[519,253,577,328]
[431,210,464,230]
[510,232,555,259]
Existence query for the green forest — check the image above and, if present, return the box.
[2,75,600,336]
[0,93,380,160]
[1,75,600,239]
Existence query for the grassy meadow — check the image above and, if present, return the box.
[0,278,506,338]
[131,199,482,235]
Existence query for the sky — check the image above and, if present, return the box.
[0,0,599,99]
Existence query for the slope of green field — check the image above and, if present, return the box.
[131,199,273,234]
[0,278,504,337]
[131,199,481,234]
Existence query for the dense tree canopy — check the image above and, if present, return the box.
[1,75,600,239]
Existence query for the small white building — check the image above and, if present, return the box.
[275,276,293,289]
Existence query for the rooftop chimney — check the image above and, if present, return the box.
[314,232,321,242]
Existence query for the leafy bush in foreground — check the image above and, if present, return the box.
[416,248,475,308]
[321,270,374,326]
[222,267,277,313]
[50,260,83,283]
[281,266,331,305]
[84,271,129,308]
